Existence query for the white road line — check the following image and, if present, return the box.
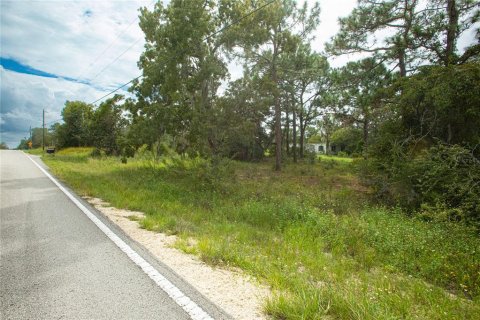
[26,154,214,320]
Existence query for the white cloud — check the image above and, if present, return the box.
[0,0,151,88]
[0,67,110,148]
[0,0,153,148]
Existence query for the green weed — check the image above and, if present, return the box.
[43,149,480,319]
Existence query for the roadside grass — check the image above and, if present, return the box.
[42,149,480,319]
[318,154,354,163]
[25,148,44,155]
[54,147,94,160]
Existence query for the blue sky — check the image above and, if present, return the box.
[0,0,152,148]
[1,57,65,79]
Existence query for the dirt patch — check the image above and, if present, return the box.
[83,197,270,320]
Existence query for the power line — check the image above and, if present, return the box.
[90,74,142,105]
[45,118,63,126]
[76,0,156,81]
[205,0,277,42]
[89,38,142,83]
[88,0,278,105]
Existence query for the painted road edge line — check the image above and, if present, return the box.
[26,154,214,320]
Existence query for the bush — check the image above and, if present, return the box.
[331,127,363,154]
[305,149,316,164]
[413,144,480,227]
[364,63,480,227]
[193,156,234,192]
[90,148,106,158]
[121,145,136,158]
[363,142,480,228]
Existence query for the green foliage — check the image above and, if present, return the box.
[307,135,322,143]
[25,148,44,155]
[414,144,480,227]
[315,113,338,156]
[89,95,125,155]
[212,77,269,161]
[336,151,348,158]
[221,0,323,169]
[327,0,479,76]
[46,147,94,162]
[55,101,93,148]
[90,148,103,158]
[16,139,29,150]
[396,63,480,148]
[331,57,393,154]
[31,127,53,148]
[49,96,128,155]
[318,155,353,164]
[413,0,480,66]
[43,149,480,318]
[365,63,480,227]
[132,0,227,156]
[304,149,316,164]
[331,127,363,155]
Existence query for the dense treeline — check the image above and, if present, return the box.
[46,0,479,226]
[17,128,53,150]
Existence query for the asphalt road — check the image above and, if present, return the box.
[0,150,229,320]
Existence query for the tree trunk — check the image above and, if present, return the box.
[326,133,330,155]
[299,112,304,158]
[399,48,407,77]
[272,47,281,171]
[299,88,305,159]
[446,0,459,66]
[398,0,412,78]
[292,99,297,163]
[285,99,290,156]
[363,118,369,159]
[447,123,452,143]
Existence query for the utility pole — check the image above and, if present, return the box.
[42,109,45,151]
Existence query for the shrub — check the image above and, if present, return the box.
[413,144,480,227]
[331,127,363,154]
[90,148,102,158]
[305,149,316,164]
[363,142,480,228]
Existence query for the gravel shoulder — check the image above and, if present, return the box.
[84,197,270,320]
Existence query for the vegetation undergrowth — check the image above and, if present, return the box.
[25,148,47,155]
[42,149,480,319]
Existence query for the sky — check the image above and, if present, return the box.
[0,0,476,148]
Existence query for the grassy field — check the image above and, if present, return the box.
[25,147,46,155]
[318,154,354,163]
[40,148,480,319]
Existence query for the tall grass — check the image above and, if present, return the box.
[25,148,44,155]
[43,150,480,319]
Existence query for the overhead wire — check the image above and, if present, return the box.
[75,0,156,82]
[28,1,278,136]
[89,0,278,105]
[88,38,142,84]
